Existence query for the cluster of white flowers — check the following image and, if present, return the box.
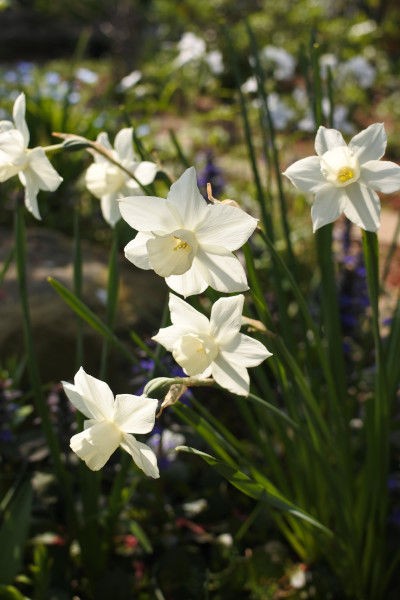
[3,88,400,479]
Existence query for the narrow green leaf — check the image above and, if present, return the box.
[47,277,137,364]
[0,586,26,600]
[0,480,33,584]
[177,447,332,536]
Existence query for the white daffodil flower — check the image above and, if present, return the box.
[283,123,400,232]
[85,127,157,227]
[119,167,258,297]
[0,93,63,219]
[152,293,272,396]
[62,367,159,477]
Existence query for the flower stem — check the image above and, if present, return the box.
[14,200,74,525]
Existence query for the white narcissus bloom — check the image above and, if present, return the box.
[119,167,258,297]
[0,93,63,219]
[283,124,400,232]
[62,367,159,477]
[152,293,272,396]
[85,127,157,227]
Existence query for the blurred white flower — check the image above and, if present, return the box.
[341,56,376,88]
[62,367,159,476]
[118,70,142,92]
[119,167,258,297]
[0,93,63,219]
[175,32,206,67]
[153,293,272,396]
[262,45,295,80]
[206,50,224,74]
[267,93,294,130]
[85,127,157,227]
[75,67,98,85]
[241,76,258,94]
[283,123,400,232]
[349,20,377,38]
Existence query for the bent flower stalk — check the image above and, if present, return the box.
[62,367,159,477]
[153,293,272,396]
[283,123,400,232]
[0,93,63,219]
[85,127,157,227]
[119,167,258,297]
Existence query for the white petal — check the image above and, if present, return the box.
[210,295,244,343]
[62,381,93,419]
[165,259,208,297]
[133,161,158,185]
[315,126,346,156]
[196,247,249,293]
[211,355,250,396]
[101,194,121,227]
[114,127,135,162]
[120,434,160,478]
[0,120,14,133]
[221,334,272,367]
[360,160,400,194]
[119,195,178,232]
[19,170,41,220]
[349,123,386,163]
[195,204,258,251]
[114,394,158,434]
[283,156,326,193]
[74,367,115,421]
[12,93,29,147]
[124,232,152,269]
[97,131,113,151]
[70,421,121,471]
[85,163,108,198]
[343,183,381,232]
[311,186,346,232]
[169,292,210,331]
[166,167,208,229]
[147,233,194,277]
[0,129,26,181]
[152,324,183,351]
[27,148,63,191]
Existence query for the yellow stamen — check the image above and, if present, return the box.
[173,236,190,251]
[337,167,354,184]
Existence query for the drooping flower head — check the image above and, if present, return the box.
[152,293,272,396]
[62,367,159,477]
[119,167,258,297]
[0,93,63,219]
[85,127,157,227]
[283,123,400,232]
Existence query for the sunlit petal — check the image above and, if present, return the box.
[114,394,158,434]
[210,295,244,343]
[311,186,346,232]
[120,434,160,478]
[74,367,115,421]
[283,156,326,193]
[315,126,346,156]
[195,203,258,250]
[349,123,386,163]
[70,421,121,471]
[343,183,380,232]
[124,232,153,269]
[12,93,29,147]
[360,160,400,194]
[211,355,250,396]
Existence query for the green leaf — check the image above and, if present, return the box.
[129,521,153,554]
[0,585,26,600]
[0,479,33,584]
[47,277,136,364]
[177,446,332,536]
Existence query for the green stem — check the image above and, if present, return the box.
[100,223,120,379]
[15,201,74,525]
